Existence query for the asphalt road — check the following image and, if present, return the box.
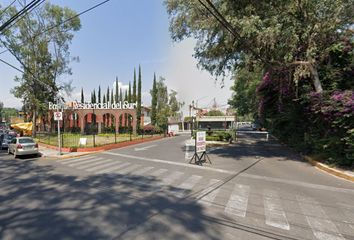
[0,133,353,240]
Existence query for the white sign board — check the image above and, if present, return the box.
[79,138,87,146]
[54,112,63,121]
[196,131,206,153]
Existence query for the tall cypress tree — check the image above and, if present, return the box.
[81,88,84,103]
[115,77,119,103]
[137,65,142,130]
[133,68,137,103]
[103,94,106,104]
[128,82,132,102]
[106,86,110,103]
[119,88,123,102]
[98,85,101,103]
[124,89,128,101]
[93,89,96,103]
[111,88,114,104]
[151,73,157,126]
[91,91,93,103]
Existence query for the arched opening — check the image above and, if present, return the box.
[102,113,116,133]
[118,113,133,134]
[84,113,97,134]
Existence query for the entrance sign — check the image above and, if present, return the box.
[196,131,206,153]
[54,112,63,121]
[189,131,211,166]
[49,100,137,110]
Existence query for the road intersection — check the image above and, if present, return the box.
[0,134,353,239]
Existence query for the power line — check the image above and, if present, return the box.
[0,0,112,88]
[0,57,24,73]
[0,0,42,32]
[0,0,111,56]
[196,0,264,62]
[0,0,17,16]
[5,0,46,32]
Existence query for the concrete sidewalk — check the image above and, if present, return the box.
[39,146,98,160]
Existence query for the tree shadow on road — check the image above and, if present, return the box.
[0,157,225,240]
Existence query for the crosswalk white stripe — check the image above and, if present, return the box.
[96,162,131,174]
[85,160,122,172]
[150,169,168,177]
[60,155,95,164]
[131,166,154,175]
[115,164,141,174]
[67,157,104,167]
[161,171,184,185]
[173,175,203,198]
[196,179,222,206]
[224,184,250,218]
[76,159,114,170]
[297,195,345,240]
[263,190,289,230]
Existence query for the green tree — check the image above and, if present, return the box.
[110,88,114,104]
[98,85,101,103]
[119,88,123,102]
[1,107,18,123]
[124,90,128,101]
[150,73,158,126]
[81,88,84,103]
[128,82,132,102]
[106,86,110,104]
[0,2,81,136]
[0,101,3,121]
[92,89,96,103]
[156,77,170,133]
[137,65,142,130]
[168,90,180,116]
[103,94,106,104]
[228,67,262,117]
[164,0,353,93]
[207,110,224,116]
[133,68,137,103]
[115,77,119,103]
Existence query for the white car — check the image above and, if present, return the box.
[8,137,39,158]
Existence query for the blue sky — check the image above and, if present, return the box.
[0,0,233,112]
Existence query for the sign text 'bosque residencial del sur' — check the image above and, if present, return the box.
[49,101,137,110]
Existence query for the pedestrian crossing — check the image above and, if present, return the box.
[56,155,353,240]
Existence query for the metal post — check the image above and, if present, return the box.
[57,118,61,155]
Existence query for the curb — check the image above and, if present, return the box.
[38,136,163,152]
[304,156,354,182]
[42,151,102,160]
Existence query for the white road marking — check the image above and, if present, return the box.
[263,190,290,230]
[173,175,203,198]
[96,162,131,174]
[196,179,223,206]
[297,195,345,240]
[85,161,122,172]
[131,166,154,175]
[116,164,141,174]
[67,158,103,167]
[224,184,250,218]
[150,168,168,177]
[76,159,114,170]
[103,152,354,194]
[60,155,95,164]
[67,157,104,167]
[134,145,157,151]
[161,171,184,185]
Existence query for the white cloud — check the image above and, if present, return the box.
[160,38,233,115]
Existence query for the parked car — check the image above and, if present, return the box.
[1,134,15,150]
[8,137,39,158]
